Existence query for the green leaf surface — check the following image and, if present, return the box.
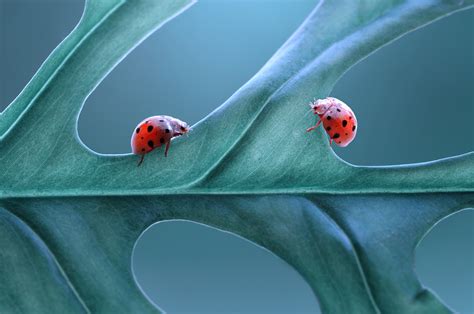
[0,0,473,313]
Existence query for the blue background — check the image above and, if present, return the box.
[1,0,473,313]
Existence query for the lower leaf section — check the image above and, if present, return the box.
[0,207,87,313]
[1,193,472,313]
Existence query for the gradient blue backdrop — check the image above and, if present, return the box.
[1,0,473,313]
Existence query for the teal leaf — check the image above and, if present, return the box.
[0,0,472,313]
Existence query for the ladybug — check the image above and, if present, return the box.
[306,97,357,147]
[131,115,189,166]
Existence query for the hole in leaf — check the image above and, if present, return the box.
[415,209,474,313]
[332,9,474,166]
[0,0,84,111]
[132,221,320,313]
[78,0,317,154]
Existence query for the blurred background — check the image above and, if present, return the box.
[1,0,473,313]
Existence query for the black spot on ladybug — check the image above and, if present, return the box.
[326,126,331,131]
[327,116,332,120]
[337,109,341,112]
[165,129,170,133]
[141,137,144,140]
[333,133,340,139]
[345,133,348,136]
[338,141,341,144]
[160,137,165,144]
[148,140,154,148]
[141,148,145,152]
[342,120,348,127]
[349,116,352,120]
[147,125,153,132]
[159,119,164,122]
[136,127,140,134]
[352,125,356,131]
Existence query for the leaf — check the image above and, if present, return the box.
[0,0,473,313]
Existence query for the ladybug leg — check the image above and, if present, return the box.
[137,154,145,167]
[164,140,171,157]
[306,119,322,132]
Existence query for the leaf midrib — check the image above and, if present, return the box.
[1,189,472,201]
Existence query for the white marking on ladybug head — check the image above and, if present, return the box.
[166,116,190,137]
[310,98,332,115]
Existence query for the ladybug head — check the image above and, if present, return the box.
[178,123,190,135]
[309,98,331,115]
[168,117,190,137]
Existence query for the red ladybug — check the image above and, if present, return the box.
[306,97,357,147]
[131,115,189,166]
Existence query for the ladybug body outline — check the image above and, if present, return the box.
[306,97,357,147]
[131,115,189,166]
